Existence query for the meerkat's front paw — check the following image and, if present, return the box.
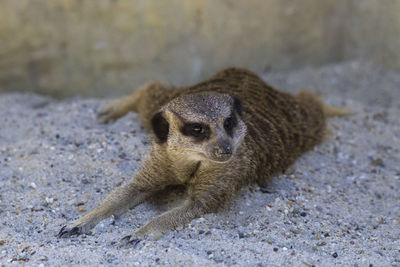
[120,225,165,246]
[57,225,83,238]
[97,99,128,123]
[57,221,92,238]
[120,235,141,247]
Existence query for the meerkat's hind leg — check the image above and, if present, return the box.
[97,81,161,123]
[97,97,134,123]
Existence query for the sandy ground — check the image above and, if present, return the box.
[0,61,399,266]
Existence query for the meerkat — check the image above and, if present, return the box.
[58,67,351,243]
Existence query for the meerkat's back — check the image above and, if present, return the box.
[129,68,327,180]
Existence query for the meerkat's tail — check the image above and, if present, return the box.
[323,104,353,117]
[296,90,353,117]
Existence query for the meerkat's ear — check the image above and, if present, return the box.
[151,111,169,143]
[233,96,242,116]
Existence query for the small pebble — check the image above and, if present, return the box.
[77,205,85,212]
[371,158,385,167]
[39,255,48,261]
[332,252,338,258]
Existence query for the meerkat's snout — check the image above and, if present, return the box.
[206,121,236,162]
[209,139,233,162]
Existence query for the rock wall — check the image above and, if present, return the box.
[0,0,398,97]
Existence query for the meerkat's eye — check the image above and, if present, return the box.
[181,123,209,140]
[191,124,205,134]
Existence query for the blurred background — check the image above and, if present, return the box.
[0,0,399,98]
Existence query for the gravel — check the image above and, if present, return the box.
[0,60,399,266]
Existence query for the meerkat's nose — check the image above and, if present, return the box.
[212,142,232,161]
[215,143,231,154]
[222,144,232,155]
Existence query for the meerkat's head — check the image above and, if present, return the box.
[150,92,247,163]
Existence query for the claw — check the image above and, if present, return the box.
[57,225,67,238]
[259,186,276,194]
[57,225,83,238]
[69,226,82,236]
[257,181,277,194]
[120,235,141,247]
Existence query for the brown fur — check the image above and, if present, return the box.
[58,68,348,242]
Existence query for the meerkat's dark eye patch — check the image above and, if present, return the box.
[151,112,169,143]
[224,114,237,137]
[233,96,242,116]
[181,123,210,140]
